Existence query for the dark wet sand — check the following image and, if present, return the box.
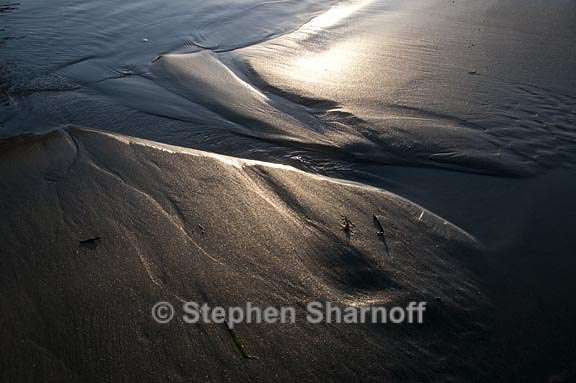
[1,0,576,381]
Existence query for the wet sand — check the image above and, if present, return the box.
[1,0,576,381]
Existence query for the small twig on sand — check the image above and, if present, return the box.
[79,236,101,250]
[373,215,391,257]
[340,215,354,241]
[225,323,258,360]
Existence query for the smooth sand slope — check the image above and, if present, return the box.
[1,127,493,382]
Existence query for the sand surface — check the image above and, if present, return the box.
[1,0,576,381]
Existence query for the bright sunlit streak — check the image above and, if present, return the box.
[300,0,372,32]
[283,0,372,83]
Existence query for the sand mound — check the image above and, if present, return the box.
[0,127,495,382]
